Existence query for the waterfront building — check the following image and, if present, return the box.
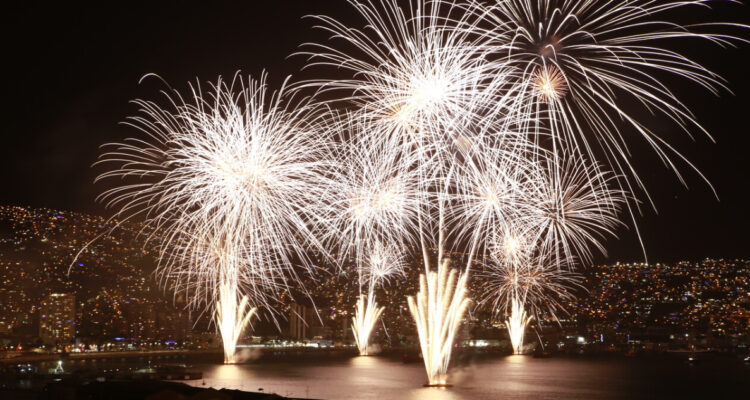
[39,293,75,345]
[288,304,314,340]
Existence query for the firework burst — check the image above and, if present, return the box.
[482,227,585,354]
[296,0,742,384]
[471,0,748,212]
[299,0,518,159]
[527,151,625,267]
[533,65,568,103]
[323,115,423,266]
[96,72,333,363]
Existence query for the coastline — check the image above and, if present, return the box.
[0,349,224,365]
[1,379,312,400]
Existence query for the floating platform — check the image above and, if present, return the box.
[423,382,453,388]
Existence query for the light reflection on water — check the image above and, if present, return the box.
[185,354,750,400]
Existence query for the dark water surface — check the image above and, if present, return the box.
[32,353,750,399]
[185,354,750,399]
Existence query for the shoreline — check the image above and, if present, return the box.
[1,379,311,400]
[0,349,224,364]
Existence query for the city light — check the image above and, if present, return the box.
[3,0,747,396]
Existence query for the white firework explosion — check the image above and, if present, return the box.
[299,0,509,138]
[324,114,415,356]
[481,225,585,355]
[301,0,623,383]
[96,72,335,362]
[323,114,424,270]
[470,0,748,221]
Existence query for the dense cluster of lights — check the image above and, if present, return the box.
[0,206,196,346]
[578,260,750,338]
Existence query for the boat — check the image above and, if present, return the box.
[423,382,453,388]
[13,363,38,375]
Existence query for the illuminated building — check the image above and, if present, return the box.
[288,304,313,340]
[39,293,75,345]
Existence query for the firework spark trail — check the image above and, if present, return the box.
[298,0,521,185]
[407,259,470,386]
[323,115,423,267]
[481,226,586,354]
[172,234,267,363]
[350,241,407,355]
[324,115,415,355]
[217,277,257,364]
[351,293,384,356]
[351,241,407,355]
[468,0,748,254]
[449,129,624,269]
[485,259,585,321]
[528,151,625,267]
[96,72,334,363]
[447,133,546,264]
[506,297,531,355]
[472,0,746,183]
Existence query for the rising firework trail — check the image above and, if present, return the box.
[351,294,383,356]
[348,241,407,356]
[351,241,406,356]
[483,227,586,355]
[217,278,257,363]
[96,72,333,363]
[506,298,531,355]
[408,259,470,386]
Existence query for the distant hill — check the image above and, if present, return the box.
[0,206,194,340]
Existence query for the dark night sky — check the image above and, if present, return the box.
[3,1,749,264]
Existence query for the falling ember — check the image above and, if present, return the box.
[533,65,567,102]
[217,277,257,364]
[506,297,532,355]
[351,294,384,356]
[408,260,470,387]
